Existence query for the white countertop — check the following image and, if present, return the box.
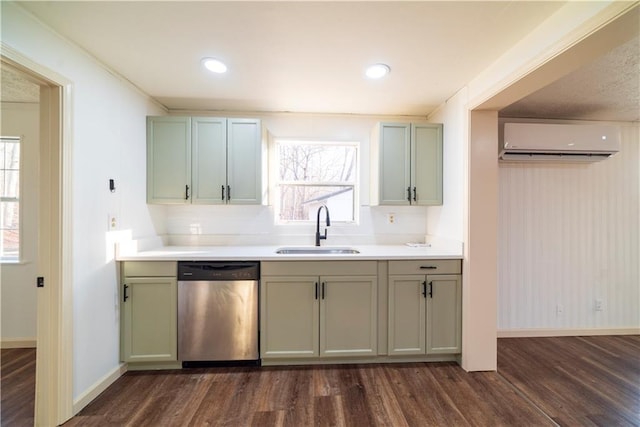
[116,243,463,261]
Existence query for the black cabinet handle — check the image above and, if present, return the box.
[315,282,319,300]
[407,186,411,202]
[321,282,326,299]
[221,185,225,200]
[185,185,190,200]
[413,187,417,202]
[422,281,427,298]
[428,281,433,298]
[123,284,129,302]
[227,185,231,201]
[420,266,437,270]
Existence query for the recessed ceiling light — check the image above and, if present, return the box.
[365,63,390,79]
[202,58,228,74]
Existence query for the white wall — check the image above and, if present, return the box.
[2,2,165,401]
[426,88,466,241]
[0,102,39,345]
[163,112,432,246]
[498,124,640,332]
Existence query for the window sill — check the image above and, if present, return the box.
[0,259,29,265]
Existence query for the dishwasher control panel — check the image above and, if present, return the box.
[178,261,260,281]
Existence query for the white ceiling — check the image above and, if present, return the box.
[500,35,640,122]
[0,64,40,103]
[16,1,568,116]
[8,2,639,121]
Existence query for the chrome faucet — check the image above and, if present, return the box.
[315,205,331,246]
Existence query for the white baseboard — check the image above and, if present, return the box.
[498,327,640,338]
[1,338,37,349]
[72,363,127,415]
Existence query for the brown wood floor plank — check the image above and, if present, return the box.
[358,365,408,427]
[0,335,623,427]
[497,335,640,427]
[1,348,36,427]
[314,395,346,427]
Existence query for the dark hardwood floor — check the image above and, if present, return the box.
[2,336,638,426]
[1,348,36,427]
[65,362,553,427]
[497,335,640,427]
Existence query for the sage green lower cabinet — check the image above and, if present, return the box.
[426,274,462,354]
[260,276,319,358]
[320,276,378,357]
[388,260,461,356]
[261,261,378,361]
[121,262,178,363]
[388,275,426,355]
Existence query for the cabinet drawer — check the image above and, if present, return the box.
[388,260,461,275]
[261,261,377,276]
[122,261,177,277]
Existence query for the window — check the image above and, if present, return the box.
[276,140,358,222]
[1,138,20,262]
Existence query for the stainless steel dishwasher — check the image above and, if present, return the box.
[177,261,259,365]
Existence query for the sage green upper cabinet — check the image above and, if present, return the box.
[226,118,263,204]
[191,117,226,204]
[412,124,443,205]
[147,116,191,204]
[371,122,443,206]
[147,116,263,205]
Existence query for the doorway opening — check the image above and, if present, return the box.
[1,48,73,426]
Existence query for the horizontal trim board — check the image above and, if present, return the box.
[72,363,127,415]
[1,338,37,349]
[261,354,458,366]
[498,328,640,338]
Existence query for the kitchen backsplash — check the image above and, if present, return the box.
[161,204,429,246]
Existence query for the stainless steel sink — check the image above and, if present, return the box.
[275,247,360,255]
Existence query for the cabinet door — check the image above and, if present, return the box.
[378,123,411,205]
[227,118,262,204]
[192,117,227,204]
[388,275,426,355]
[320,276,377,357]
[412,124,443,205]
[261,276,319,358]
[147,117,191,204]
[426,274,461,354]
[122,277,177,362]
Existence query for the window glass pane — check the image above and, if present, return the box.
[1,201,19,229]
[1,201,19,259]
[0,137,20,260]
[1,229,19,258]
[279,185,354,222]
[279,144,356,183]
[1,170,19,198]
[5,142,20,169]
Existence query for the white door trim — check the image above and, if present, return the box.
[1,42,74,426]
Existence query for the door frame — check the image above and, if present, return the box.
[1,43,74,425]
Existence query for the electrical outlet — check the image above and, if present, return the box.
[556,304,564,316]
[594,299,604,311]
[387,213,395,224]
[108,213,117,231]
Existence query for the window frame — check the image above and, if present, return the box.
[272,138,360,225]
[0,136,21,263]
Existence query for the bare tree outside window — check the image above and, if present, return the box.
[277,140,358,222]
[0,137,20,261]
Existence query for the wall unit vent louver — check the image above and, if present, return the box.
[499,122,621,162]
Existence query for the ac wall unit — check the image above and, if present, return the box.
[500,123,620,162]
